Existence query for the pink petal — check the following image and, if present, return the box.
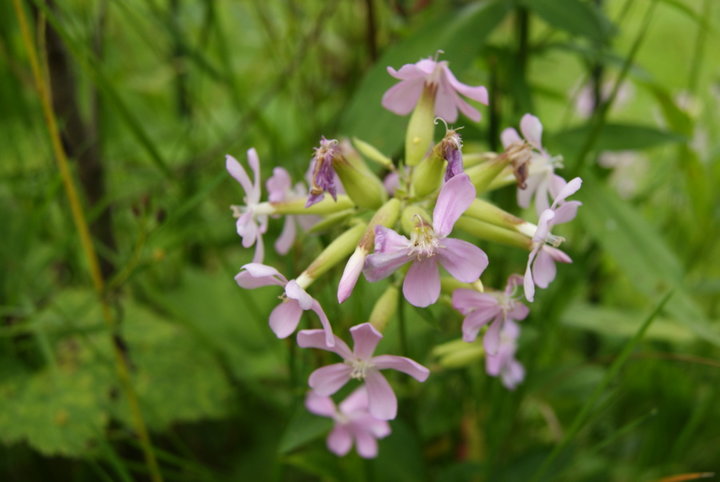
[226,154,253,196]
[234,263,287,288]
[520,114,543,150]
[502,360,525,390]
[353,429,379,459]
[266,167,292,203]
[327,425,353,456]
[432,173,476,238]
[532,248,557,289]
[269,300,303,338]
[452,289,499,315]
[483,318,503,356]
[508,303,530,321]
[338,386,369,414]
[274,216,296,255]
[552,200,582,225]
[297,329,353,359]
[372,355,430,382]
[338,249,367,303]
[553,176,582,205]
[501,128,522,149]
[434,80,460,123]
[236,212,257,248]
[444,66,489,104]
[534,209,556,242]
[350,323,383,360]
[486,353,502,376]
[437,238,488,283]
[305,391,336,417]
[403,258,440,308]
[364,250,411,282]
[285,280,313,310]
[545,246,572,263]
[548,173,568,200]
[252,232,264,264]
[517,171,543,209]
[246,148,262,204]
[308,363,353,396]
[524,246,540,302]
[374,226,410,253]
[452,91,482,123]
[461,310,493,343]
[365,371,397,420]
[381,79,425,115]
[386,62,433,81]
[309,300,336,347]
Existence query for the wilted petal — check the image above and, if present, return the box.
[234,263,287,288]
[305,391,336,417]
[532,249,557,289]
[308,363,353,396]
[501,128,522,149]
[269,300,303,339]
[432,173,476,238]
[520,114,543,150]
[350,323,383,360]
[437,238,488,283]
[327,425,353,456]
[372,355,430,382]
[297,329,353,359]
[381,79,425,115]
[403,258,440,307]
[365,371,397,420]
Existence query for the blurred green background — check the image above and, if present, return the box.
[1,0,719,480]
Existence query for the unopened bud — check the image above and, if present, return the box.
[298,222,367,287]
[352,137,394,169]
[464,199,524,229]
[337,247,368,303]
[401,205,431,236]
[270,195,355,215]
[368,285,399,333]
[455,216,531,250]
[465,156,510,194]
[335,141,388,209]
[405,86,436,166]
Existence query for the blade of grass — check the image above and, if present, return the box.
[530,290,673,482]
[11,1,163,480]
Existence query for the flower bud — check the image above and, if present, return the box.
[455,216,531,249]
[405,86,436,166]
[411,150,443,198]
[432,338,484,369]
[464,199,524,229]
[337,247,367,303]
[334,141,388,209]
[270,195,355,215]
[465,156,510,194]
[368,285,399,333]
[297,222,367,287]
[352,137,394,169]
[400,205,431,237]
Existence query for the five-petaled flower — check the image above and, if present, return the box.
[524,177,583,302]
[297,323,430,420]
[364,173,488,307]
[382,57,489,123]
[501,114,567,215]
[227,149,268,263]
[452,274,529,354]
[305,387,391,458]
[235,263,335,346]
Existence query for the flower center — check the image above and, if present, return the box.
[408,220,439,260]
[348,358,374,380]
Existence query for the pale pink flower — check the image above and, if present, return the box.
[501,114,566,215]
[382,57,489,122]
[452,274,529,355]
[364,174,488,307]
[305,387,391,458]
[297,323,430,420]
[227,149,268,263]
[235,263,334,346]
[266,167,316,254]
[524,177,583,302]
[486,320,525,390]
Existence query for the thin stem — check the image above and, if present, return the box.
[11,1,163,480]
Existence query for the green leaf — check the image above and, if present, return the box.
[277,404,332,455]
[339,1,510,154]
[550,123,685,157]
[524,0,614,44]
[579,179,720,346]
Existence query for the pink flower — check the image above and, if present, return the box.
[382,57,489,122]
[452,275,529,355]
[305,387,391,458]
[235,263,334,346]
[297,323,430,420]
[524,177,583,302]
[266,167,316,255]
[501,114,566,214]
[486,320,525,390]
[364,174,488,307]
[227,149,268,263]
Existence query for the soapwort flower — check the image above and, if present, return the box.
[452,274,528,354]
[364,174,488,307]
[486,320,525,390]
[297,323,430,420]
[305,388,391,458]
[524,177,583,302]
[235,263,334,346]
[266,167,316,254]
[382,57,489,122]
[227,149,268,263]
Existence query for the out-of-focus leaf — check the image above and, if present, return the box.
[579,179,720,346]
[643,83,694,136]
[562,303,697,343]
[373,420,425,482]
[523,0,614,44]
[657,0,710,30]
[277,404,332,454]
[551,123,685,155]
[340,1,510,153]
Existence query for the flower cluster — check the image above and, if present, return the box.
[226,55,581,457]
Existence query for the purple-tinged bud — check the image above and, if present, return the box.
[306,137,341,207]
[441,129,464,181]
[337,247,367,303]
